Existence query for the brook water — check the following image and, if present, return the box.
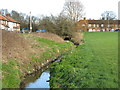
[25,70,50,88]
[20,57,62,88]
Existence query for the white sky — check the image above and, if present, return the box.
[0,0,119,19]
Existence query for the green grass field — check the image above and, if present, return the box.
[50,32,118,88]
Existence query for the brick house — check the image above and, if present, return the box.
[76,17,120,32]
[0,14,20,31]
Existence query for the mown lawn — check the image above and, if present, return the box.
[50,32,118,88]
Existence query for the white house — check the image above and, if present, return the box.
[0,14,20,31]
[0,15,9,30]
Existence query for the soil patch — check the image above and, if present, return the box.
[27,32,65,43]
[2,31,64,65]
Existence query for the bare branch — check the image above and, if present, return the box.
[101,11,116,20]
[62,0,84,22]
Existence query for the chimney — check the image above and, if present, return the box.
[83,17,86,20]
[6,13,11,17]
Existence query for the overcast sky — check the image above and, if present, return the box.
[0,0,119,19]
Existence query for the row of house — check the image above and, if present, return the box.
[1,14,119,32]
[0,14,20,31]
[76,17,120,32]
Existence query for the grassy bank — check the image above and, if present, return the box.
[50,32,118,88]
[2,34,74,88]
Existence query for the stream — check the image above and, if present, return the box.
[25,70,50,88]
[20,57,62,89]
[20,41,78,88]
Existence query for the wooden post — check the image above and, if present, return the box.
[29,12,32,33]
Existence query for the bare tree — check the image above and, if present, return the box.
[0,9,9,15]
[11,10,31,29]
[61,0,84,22]
[101,11,116,20]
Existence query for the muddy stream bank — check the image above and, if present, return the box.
[19,41,80,88]
[20,55,63,88]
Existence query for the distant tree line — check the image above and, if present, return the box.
[0,9,75,37]
[0,9,30,30]
[101,11,116,20]
[0,0,84,39]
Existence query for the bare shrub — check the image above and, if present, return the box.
[71,32,84,45]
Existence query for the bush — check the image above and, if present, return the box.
[39,15,75,38]
[71,32,84,45]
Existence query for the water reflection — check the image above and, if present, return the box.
[25,70,50,88]
[20,57,62,89]
[20,67,50,89]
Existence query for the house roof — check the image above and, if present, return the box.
[78,20,120,24]
[4,16,18,23]
[0,15,19,23]
[88,20,120,24]
[0,15,8,21]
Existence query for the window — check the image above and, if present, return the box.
[1,20,3,24]
[17,24,19,26]
[88,24,91,27]
[118,24,120,27]
[13,23,16,26]
[82,24,85,26]
[5,21,7,24]
[97,24,99,27]
[101,24,104,27]
[111,24,114,27]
